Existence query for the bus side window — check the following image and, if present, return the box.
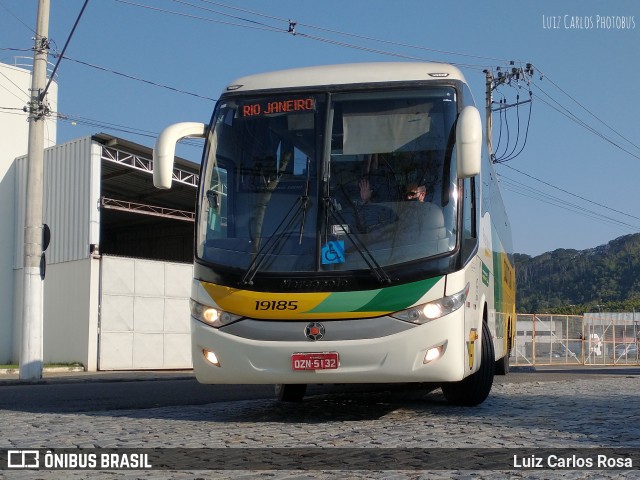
[461,177,477,262]
[207,167,228,238]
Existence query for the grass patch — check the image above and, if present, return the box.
[0,362,84,370]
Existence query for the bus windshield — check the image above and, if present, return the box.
[197,88,459,275]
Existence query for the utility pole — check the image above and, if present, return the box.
[20,0,50,381]
[484,69,493,157]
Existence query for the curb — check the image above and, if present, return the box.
[510,365,537,372]
[0,369,195,387]
[0,366,85,375]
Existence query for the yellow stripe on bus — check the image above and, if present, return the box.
[202,282,333,319]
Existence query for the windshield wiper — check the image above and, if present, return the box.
[324,197,392,285]
[240,195,308,286]
[242,157,315,286]
[298,157,311,243]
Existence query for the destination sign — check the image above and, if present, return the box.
[241,97,315,117]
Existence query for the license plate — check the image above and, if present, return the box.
[291,352,339,371]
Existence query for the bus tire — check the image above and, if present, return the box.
[495,353,509,375]
[441,324,495,406]
[495,324,511,375]
[275,384,307,402]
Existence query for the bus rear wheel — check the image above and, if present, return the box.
[441,324,495,406]
[275,384,307,402]
[495,323,511,375]
[495,353,509,375]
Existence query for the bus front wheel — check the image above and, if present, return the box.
[441,324,495,406]
[275,384,307,402]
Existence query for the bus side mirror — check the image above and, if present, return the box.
[153,122,206,189]
[456,106,482,178]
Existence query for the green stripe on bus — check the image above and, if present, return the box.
[308,276,442,314]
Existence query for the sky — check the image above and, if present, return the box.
[1,0,639,256]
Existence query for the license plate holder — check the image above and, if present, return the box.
[291,352,339,371]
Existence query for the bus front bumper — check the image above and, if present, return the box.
[190,313,468,385]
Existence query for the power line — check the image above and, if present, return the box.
[295,32,429,63]
[60,55,217,101]
[501,181,640,233]
[532,85,640,162]
[530,67,640,161]
[8,0,635,185]
[0,47,33,53]
[41,0,90,99]
[1,1,509,144]
[486,64,535,163]
[0,1,37,34]
[113,0,285,34]
[292,30,491,70]
[195,0,288,22]
[498,174,640,230]
[0,69,30,101]
[170,0,282,31]
[196,0,514,63]
[498,163,640,223]
[297,21,510,66]
[492,90,533,163]
[0,106,28,114]
[498,176,640,232]
[114,0,495,70]
[535,65,640,155]
[101,1,640,164]
[54,110,204,149]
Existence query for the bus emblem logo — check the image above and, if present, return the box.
[305,322,325,341]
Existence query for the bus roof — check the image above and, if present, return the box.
[224,62,467,93]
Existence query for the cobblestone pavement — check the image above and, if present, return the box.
[2,372,639,479]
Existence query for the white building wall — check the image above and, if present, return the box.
[99,256,192,370]
[41,258,100,370]
[0,62,57,362]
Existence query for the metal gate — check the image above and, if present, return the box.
[98,256,192,370]
[513,314,640,366]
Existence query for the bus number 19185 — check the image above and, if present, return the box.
[255,300,298,311]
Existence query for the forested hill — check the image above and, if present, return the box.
[515,233,640,314]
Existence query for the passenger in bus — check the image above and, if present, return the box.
[357,153,399,204]
[358,177,373,204]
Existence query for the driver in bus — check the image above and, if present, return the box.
[405,183,427,202]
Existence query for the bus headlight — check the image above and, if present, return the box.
[190,299,242,328]
[391,283,469,324]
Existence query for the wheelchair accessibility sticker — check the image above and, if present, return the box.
[321,240,345,264]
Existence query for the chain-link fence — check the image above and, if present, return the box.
[513,314,640,366]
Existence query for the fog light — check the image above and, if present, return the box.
[203,349,221,367]
[423,342,446,364]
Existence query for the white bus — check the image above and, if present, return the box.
[154,62,516,406]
